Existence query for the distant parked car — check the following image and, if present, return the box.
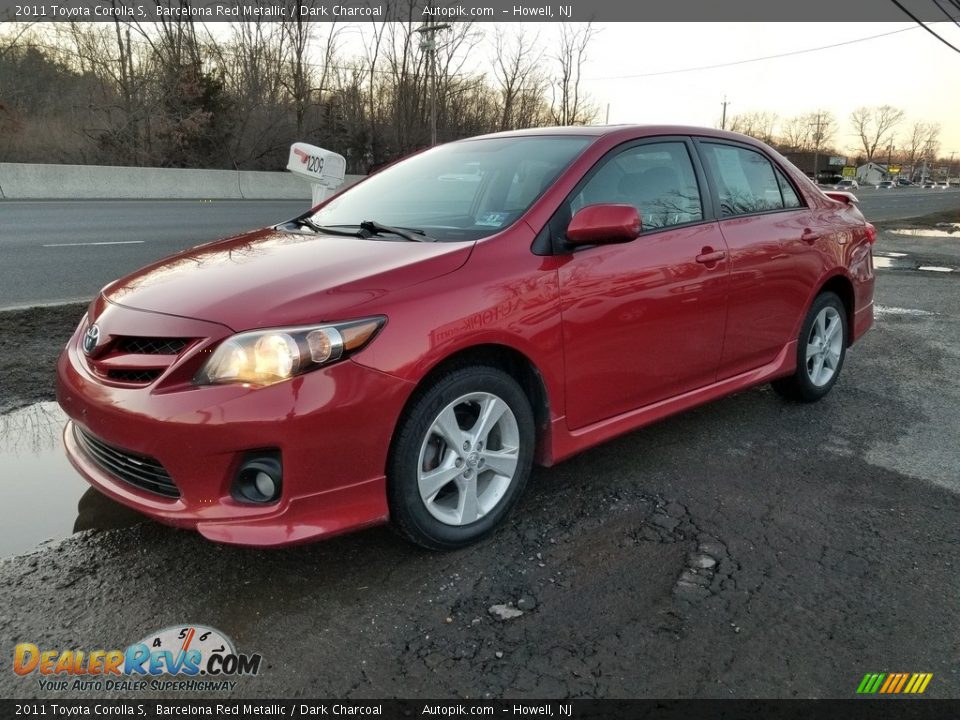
[833,179,859,190]
[876,181,896,189]
[896,178,912,186]
[921,180,937,189]
[936,181,950,189]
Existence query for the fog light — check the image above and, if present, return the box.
[254,471,276,498]
[233,454,282,504]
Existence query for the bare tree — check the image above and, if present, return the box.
[0,20,587,172]
[727,111,779,144]
[902,121,938,174]
[493,26,547,131]
[0,21,35,62]
[361,15,390,165]
[281,4,314,138]
[850,105,904,163]
[780,114,812,151]
[550,23,597,126]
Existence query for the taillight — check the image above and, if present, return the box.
[864,223,877,244]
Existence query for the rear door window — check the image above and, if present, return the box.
[699,143,798,217]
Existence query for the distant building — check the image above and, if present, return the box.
[856,162,888,186]
[781,150,847,182]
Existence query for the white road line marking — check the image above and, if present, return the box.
[43,241,145,247]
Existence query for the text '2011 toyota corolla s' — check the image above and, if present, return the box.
[56,125,875,550]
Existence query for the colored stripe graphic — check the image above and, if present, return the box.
[857,672,932,694]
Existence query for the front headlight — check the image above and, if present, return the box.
[195,317,385,387]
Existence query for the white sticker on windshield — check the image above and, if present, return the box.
[476,212,508,227]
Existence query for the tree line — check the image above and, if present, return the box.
[724,106,948,171]
[0,12,598,173]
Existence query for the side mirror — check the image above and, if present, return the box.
[566,204,642,246]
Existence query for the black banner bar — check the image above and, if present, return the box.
[4,700,960,719]
[0,0,954,23]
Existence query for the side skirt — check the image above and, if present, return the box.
[539,341,797,466]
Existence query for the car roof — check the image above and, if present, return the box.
[464,124,774,148]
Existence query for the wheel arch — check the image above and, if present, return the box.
[815,273,856,346]
[386,343,552,472]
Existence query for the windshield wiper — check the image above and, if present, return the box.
[289,217,361,237]
[359,220,435,242]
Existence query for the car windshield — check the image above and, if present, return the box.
[308,136,591,242]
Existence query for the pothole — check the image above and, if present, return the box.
[632,498,739,606]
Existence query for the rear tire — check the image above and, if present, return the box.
[387,366,535,550]
[772,291,848,403]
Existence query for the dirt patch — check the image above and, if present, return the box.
[0,303,86,414]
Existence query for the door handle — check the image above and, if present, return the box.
[695,249,726,264]
[801,229,821,243]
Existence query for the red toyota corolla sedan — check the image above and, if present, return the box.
[56,125,875,550]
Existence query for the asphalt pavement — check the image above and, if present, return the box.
[1,188,959,308]
[0,200,305,308]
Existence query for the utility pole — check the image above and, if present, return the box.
[416,20,451,147]
[810,112,825,184]
[720,96,730,130]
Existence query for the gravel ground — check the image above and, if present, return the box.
[0,303,86,414]
[1,223,959,700]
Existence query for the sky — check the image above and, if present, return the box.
[574,22,960,157]
[313,20,960,159]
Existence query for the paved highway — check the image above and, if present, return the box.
[2,189,959,308]
[852,185,960,221]
[1,200,305,308]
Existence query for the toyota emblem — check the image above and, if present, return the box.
[82,324,101,355]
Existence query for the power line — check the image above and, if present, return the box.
[930,0,960,29]
[890,0,960,54]
[584,26,921,81]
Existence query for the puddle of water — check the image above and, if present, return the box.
[890,228,959,238]
[873,254,959,273]
[873,256,909,269]
[0,402,142,558]
[875,305,935,316]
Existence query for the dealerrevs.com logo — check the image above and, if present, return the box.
[13,624,262,692]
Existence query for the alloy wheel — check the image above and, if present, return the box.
[417,392,520,526]
[805,306,843,387]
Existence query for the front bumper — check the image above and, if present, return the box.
[56,302,413,547]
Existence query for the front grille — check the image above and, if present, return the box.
[114,337,190,355]
[106,369,163,383]
[74,426,180,499]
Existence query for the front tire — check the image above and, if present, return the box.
[772,291,848,403]
[387,366,535,550]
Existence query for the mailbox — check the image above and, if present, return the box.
[286,143,347,206]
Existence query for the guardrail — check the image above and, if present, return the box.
[0,162,364,200]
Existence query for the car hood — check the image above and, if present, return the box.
[103,228,474,331]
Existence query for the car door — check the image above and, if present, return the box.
[555,139,730,430]
[695,140,814,380]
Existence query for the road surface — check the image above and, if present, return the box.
[1,189,958,308]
